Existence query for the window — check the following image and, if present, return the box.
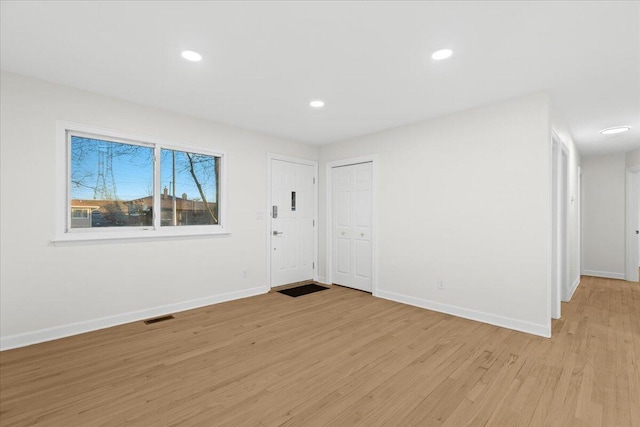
[70,135,154,229]
[58,122,226,241]
[160,149,219,227]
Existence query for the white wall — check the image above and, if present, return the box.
[0,72,318,349]
[626,148,640,168]
[1,72,585,347]
[319,93,553,337]
[581,153,627,279]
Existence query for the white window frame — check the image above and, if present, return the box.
[55,121,228,243]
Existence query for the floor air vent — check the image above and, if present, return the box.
[144,315,175,325]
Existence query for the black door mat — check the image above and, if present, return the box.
[278,283,329,297]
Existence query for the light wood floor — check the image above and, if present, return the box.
[1,276,638,426]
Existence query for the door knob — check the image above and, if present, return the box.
[273,231,283,236]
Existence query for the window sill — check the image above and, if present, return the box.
[52,227,230,245]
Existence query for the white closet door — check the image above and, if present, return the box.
[332,162,372,292]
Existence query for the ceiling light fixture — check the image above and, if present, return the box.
[310,100,325,108]
[181,50,202,62]
[600,126,631,135]
[431,49,453,60]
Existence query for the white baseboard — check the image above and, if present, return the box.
[375,289,550,338]
[582,270,625,280]
[0,286,268,351]
[315,276,328,285]
[566,276,581,301]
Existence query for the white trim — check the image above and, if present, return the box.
[0,286,267,351]
[560,145,570,302]
[316,276,328,285]
[52,231,231,245]
[578,166,583,279]
[550,131,570,319]
[266,153,318,288]
[267,153,318,168]
[625,165,640,281]
[583,270,625,280]
[55,121,229,243]
[567,276,581,301]
[376,289,550,338]
[549,135,558,320]
[325,154,378,294]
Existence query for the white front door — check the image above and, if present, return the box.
[270,159,315,287]
[332,162,372,292]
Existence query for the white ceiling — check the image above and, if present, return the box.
[1,1,639,155]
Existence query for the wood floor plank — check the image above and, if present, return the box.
[1,276,638,426]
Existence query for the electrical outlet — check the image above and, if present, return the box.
[438,281,445,290]
[243,270,248,279]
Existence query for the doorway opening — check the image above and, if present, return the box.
[625,166,640,282]
[551,136,569,319]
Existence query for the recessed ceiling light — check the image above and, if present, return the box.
[600,126,631,135]
[431,49,453,60]
[310,100,325,108]
[181,50,202,62]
